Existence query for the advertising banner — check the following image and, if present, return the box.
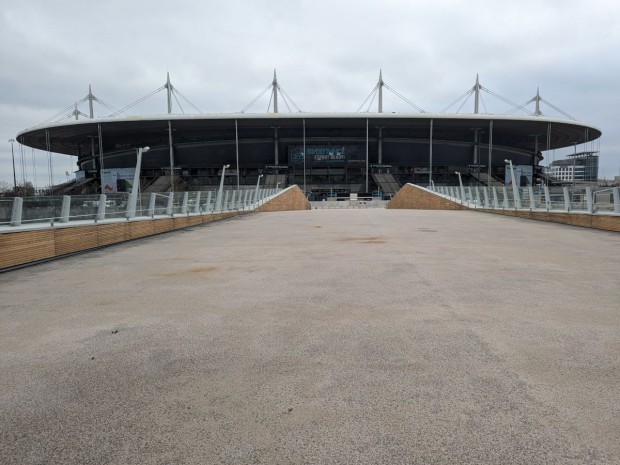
[289,145,348,165]
[101,168,136,192]
[505,165,533,187]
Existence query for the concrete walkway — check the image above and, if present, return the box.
[1,210,619,464]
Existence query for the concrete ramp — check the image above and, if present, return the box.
[256,186,310,212]
[388,184,466,210]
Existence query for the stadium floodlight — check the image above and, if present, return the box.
[216,164,230,211]
[126,146,151,218]
[504,159,521,208]
[8,139,17,193]
[455,171,465,202]
[255,174,264,204]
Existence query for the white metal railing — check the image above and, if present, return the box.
[429,184,620,215]
[0,187,284,228]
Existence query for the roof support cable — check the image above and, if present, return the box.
[540,98,576,120]
[241,82,273,113]
[356,83,379,112]
[441,88,474,113]
[366,92,377,113]
[479,91,488,113]
[172,92,185,114]
[172,87,202,113]
[383,83,425,112]
[278,85,302,112]
[109,85,167,117]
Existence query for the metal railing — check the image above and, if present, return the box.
[429,184,620,215]
[0,187,283,228]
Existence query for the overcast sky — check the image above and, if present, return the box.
[1,0,619,187]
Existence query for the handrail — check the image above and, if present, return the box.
[0,187,285,229]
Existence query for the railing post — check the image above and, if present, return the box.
[148,193,156,217]
[543,186,551,211]
[127,193,137,219]
[166,192,174,216]
[181,192,188,215]
[502,186,509,209]
[10,197,23,226]
[194,192,201,214]
[483,187,490,208]
[223,190,230,211]
[586,187,593,213]
[474,187,481,207]
[514,187,522,210]
[563,187,571,212]
[528,186,536,210]
[230,190,237,210]
[205,191,212,213]
[492,187,499,209]
[466,187,472,205]
[60,195,71,223]
[613,187,620,214]
[97,194,107,221]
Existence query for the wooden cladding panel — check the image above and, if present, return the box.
[128,221,155,239]
[97,223,128,246]
[0,230,56,268]
[153,219,174,234]
[173,217,190,229]
[1,212,248,270]
[55,226,99,256]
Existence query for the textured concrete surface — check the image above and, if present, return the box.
[1,210,619,464]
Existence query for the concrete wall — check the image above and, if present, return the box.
[0,211,249,271]
[387,184,466,210]
[255,186,311,212]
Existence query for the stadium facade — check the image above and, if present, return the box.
[15,74,602,199]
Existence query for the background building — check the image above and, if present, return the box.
[545,151,599,183]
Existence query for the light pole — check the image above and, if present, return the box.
[127,146,150,218]
[455,171,465,202]
[216,164,230,211]
[254,173,263,204]
[8,139,17,194]
[504,159,521,209]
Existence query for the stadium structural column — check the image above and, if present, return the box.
[235,119,240,192]
[88,84,94,119]
[274,126,279,165]
[98,123,104,193]
[378,127,383,164]
[488,120,493,182]
[303,118,306,194]
[166,72,172,114]
[366,118,369,192]
[378,71,383,165]
[168,120,174,193]
[429,119,433,187]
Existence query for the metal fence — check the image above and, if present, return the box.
[1,187,282,228]
[430,184,620,214]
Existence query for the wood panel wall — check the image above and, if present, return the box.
[0,211,247,270]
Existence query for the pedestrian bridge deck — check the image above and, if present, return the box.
[1,209,618,464]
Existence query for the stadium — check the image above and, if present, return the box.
[15,73,602,199]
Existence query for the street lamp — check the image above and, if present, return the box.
[8,139,17,194]
[216,164,230,211]
[254,173,263,204]
[127,146,150,218]
[504,159,522,209]
[454,171,465,202]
